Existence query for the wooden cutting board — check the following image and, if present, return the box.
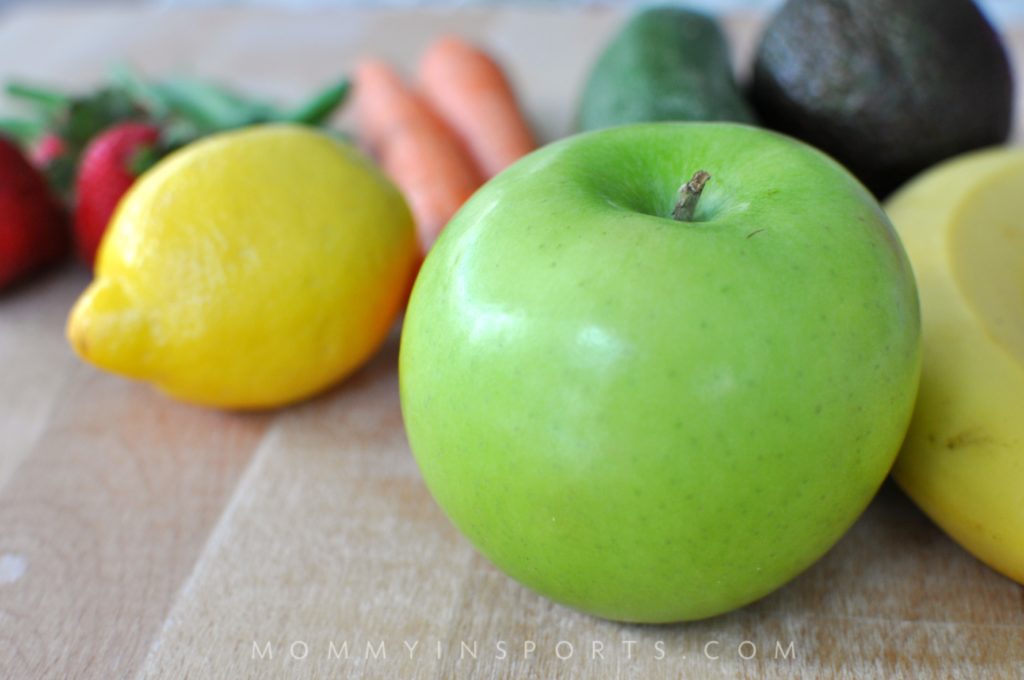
[1,6,1022,679]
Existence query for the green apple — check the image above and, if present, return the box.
[399,123,921,623]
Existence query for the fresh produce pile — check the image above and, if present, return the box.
[0,69,351,275]
[1,0,1021,622]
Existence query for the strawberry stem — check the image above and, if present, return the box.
[0,118,45,143]
[285,79,351,125]
[107,64,172,119]
[128,143,162,176]
[5,82,70,110]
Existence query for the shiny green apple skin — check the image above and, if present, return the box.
[399,123,921,623]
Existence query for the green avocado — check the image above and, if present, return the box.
[751,0,1014,197]
[576,8,756,132]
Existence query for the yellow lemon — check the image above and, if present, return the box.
[67,124,417,409]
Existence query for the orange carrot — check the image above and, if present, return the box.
[353,59,484,251]
[418,36,537,178]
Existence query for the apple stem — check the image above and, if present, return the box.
[673,170,711,222]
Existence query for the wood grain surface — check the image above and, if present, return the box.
[1,6,1022,679]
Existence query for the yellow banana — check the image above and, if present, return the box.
[885,147,1024,585]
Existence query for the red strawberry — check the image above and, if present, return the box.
[0,137,68,291]
[74,122,161,266]
[30,133,66,168]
